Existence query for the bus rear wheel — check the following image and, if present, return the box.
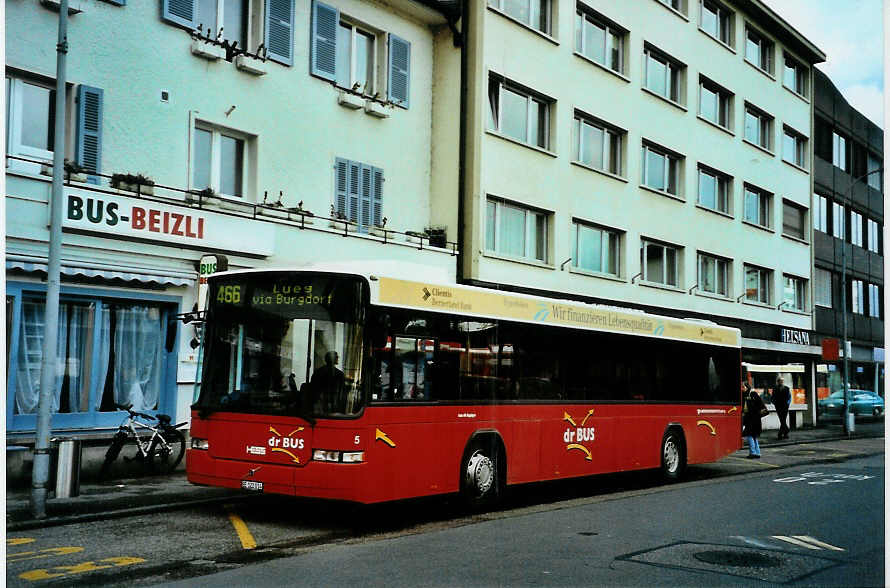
[660,429,686,481]
[461,438,503,507]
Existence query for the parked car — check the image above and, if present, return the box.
[817,389,884,418]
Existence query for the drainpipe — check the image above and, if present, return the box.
[33,0,69,519]
[456,0,469,282]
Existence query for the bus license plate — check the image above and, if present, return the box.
[241,480,263,492]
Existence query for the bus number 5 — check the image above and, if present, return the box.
[355,435,360,445]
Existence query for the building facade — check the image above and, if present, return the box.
[458,0,825,425]
[5,0,462,452]
[811,68,884,406]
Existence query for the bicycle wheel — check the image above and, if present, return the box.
[148,427,186,474]
[99,432,129,481]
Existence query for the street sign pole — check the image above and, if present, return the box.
[32,0,69,519]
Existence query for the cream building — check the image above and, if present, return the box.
[456,0,825,424]
[5,0,461,453]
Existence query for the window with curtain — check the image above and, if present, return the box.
[486,197,549,263]
[11,295,170,428]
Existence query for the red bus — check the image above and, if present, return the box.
[187,267,742,505]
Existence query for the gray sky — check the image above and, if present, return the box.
[763,0,884,128]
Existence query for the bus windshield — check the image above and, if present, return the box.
[196,273,367,419]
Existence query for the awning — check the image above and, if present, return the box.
[6,259,195,287]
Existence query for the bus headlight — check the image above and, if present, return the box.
[313,450,340,462]
[312,450,365,463]
[191,438,209,450]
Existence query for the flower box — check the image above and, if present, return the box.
[364,100,390,119]
[234,54,268,76]
[330,219,357,232]
[190,39,225,61]
[116,182,154,195]
[337,91,364,110]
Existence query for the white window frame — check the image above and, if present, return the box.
[697,166,730,214]
[850,210,863,247]
[486,197,549,263]
[831,201,845,239]
[814,268,832,308]
[641,240,680,287]
[743,184,771,228]
[851,279,864,314]
[698,77,732,130]
[657,0,686,15]
[700,0,732,46]
[6,76,57,164]
[782,126,807,168]
[642,142,681,196]
[832,132,847,171]
[574,113,623,176]
[488,0,550,34]
[698,252,729,296]
[868,283,881,318]
[191,121,250,201]
[196,0,251,48]
[744,264,772,304]
[744,104,772,150]
[867,218,880,253]
[643,45,684,104]
[335,19,379,95]
[782,274,806,312]
[783,53,808,97]
[813,194,828,232]
[575,7,625,74]
[572,221,620,276]
[745,26,773,74]
[488,75,551,150]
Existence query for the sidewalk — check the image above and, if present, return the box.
[6,421,883,532]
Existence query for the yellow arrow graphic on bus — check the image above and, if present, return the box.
[728,406,738,414]
[696,420,717,436]
[376,429,396,448]
[269,426,304,438]
[566,444,592,461]
[580,409,595,426]
[563,412,577,427]
[270,448,301,463]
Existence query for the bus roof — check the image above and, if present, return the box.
[213,263,741,348]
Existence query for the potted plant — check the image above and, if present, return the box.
[329,205,356,231]
[405,230,425,244]
[370,217,389,238]
[288,200,314,225]
[111,172,155,195]
[425,226,448,248]
[64,160,89,183]
[186,186,216,204]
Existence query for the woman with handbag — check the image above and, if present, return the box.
[742,382,768,459]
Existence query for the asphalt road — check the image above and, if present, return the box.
[6,440,884,587]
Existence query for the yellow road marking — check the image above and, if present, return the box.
[7,538,35,546]
[726,456,780,468]
[8,547,84,562]
[791,535,845,551]
[772,535,822,550]
[225,506,257,550]
[19,557,144,581]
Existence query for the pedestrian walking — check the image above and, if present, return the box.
[742,382,767,458]
[773,377,792,440]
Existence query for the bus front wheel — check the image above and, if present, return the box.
[461,438,504,507]
[660,428,686,481]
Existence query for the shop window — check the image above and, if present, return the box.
[8,292,174,430]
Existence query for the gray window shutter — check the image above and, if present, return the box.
[360,166,372,227]
[335,158,348,218]
[75,85,103,183]
[311,1,338,81]
[162,0,196,28]
[347,161,361,223]
[371,167,383,226]
[388,34,410,108]
[265,0,294,66]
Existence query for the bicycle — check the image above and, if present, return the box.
[99,403,187,480]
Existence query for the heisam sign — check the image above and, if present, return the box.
[62,188,273,255]
[780,328,811,346]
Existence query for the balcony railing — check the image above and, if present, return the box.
[7,155,458,255]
